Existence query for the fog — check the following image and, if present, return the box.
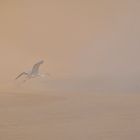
[0,0,140,92]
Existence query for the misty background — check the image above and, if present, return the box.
[0,0,140,92]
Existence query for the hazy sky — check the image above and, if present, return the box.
[0,0,140,84]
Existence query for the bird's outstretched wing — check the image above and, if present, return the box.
[15,72,28,80]
[31,60,44,74]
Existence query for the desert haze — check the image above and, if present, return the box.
[0,91,140,140]
[0,0,140,140]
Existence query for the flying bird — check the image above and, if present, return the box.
[15,60,47,82]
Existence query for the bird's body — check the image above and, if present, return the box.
[15,60,45,82]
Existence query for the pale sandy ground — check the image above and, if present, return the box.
[0,91,140,140]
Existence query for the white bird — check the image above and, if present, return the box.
[15,60,46,82]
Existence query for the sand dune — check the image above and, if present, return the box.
[0,91,140,140]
